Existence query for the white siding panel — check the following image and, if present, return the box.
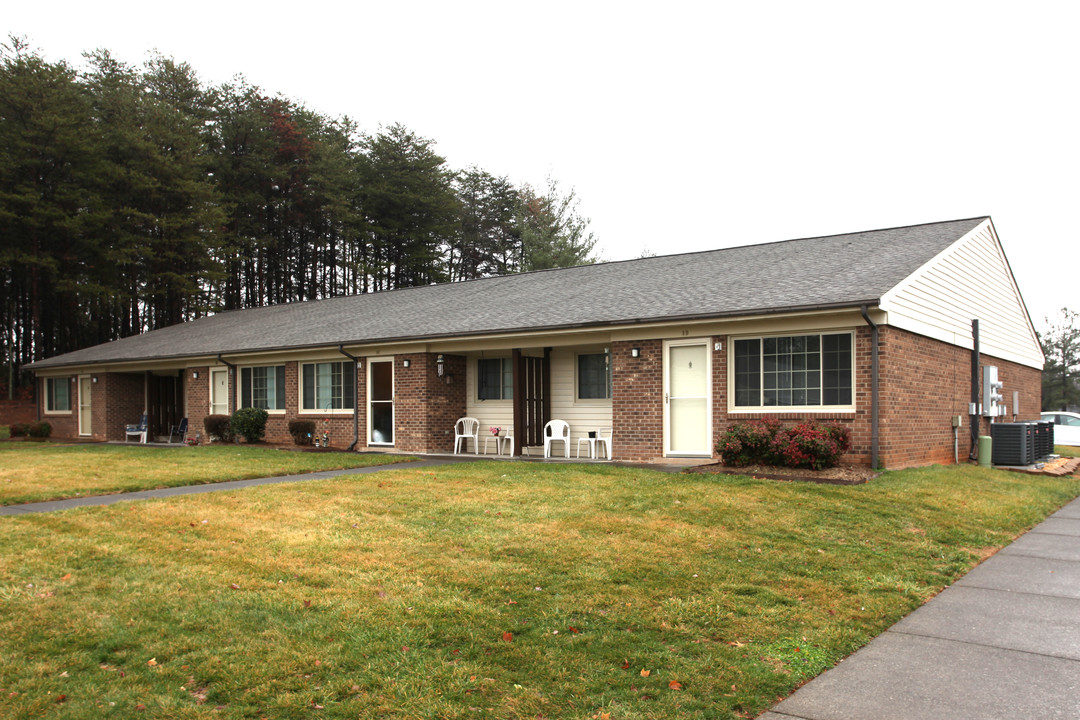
[463,348,613,456]
[549,347,613,457]
[881,220,1043,368]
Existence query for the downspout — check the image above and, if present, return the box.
[215,354,236,416]
[338,345,361,452]
[860,305,880,470]
[970,320,980,461]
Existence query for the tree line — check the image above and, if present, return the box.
[0,37,597,396]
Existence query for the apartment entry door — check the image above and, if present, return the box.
[664,340,711,456]
[368,359,394,445]
[210,369,229,416]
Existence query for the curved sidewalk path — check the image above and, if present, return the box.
[761,495,1080,719]
[0,457,478,516]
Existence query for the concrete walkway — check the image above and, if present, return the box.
[760,495,1080,720]
[0,457,478,516]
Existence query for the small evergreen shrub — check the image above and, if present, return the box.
[204,414,234,443]
[288,419,316,446]
[27,421,52,439]
[9,422,30,438]
[231,407,269,444]
[718,420,851,470]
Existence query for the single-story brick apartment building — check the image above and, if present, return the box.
[30,217,1044,468]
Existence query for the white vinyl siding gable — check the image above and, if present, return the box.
[880,219,1044,369]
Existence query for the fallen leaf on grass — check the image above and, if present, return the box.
[621,659,630,670]
[639,669,650,677]
[668,680,683,690]
[727,640,747,647]
[147,658,158,667]
[502,632,513,642]
[60,574,72,582]
[55,694,67,703]
[568,626,580,634]
[229,583,240,590]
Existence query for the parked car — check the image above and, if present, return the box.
[1041,412,1080,446]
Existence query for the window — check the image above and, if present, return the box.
[241,366,286,410]
[577,352,612,400]
[733,333,852,408]
[45,377,71,412]
[478,358,513,400]
[302,361,355,410]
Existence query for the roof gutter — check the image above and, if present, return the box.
[337,345,361,452]
[216,354,236,416]
[860,305,880,470]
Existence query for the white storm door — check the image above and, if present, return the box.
[78,376,92,436]
[368,359,394,445]
[210,369,229,415]
[664,340,711,456]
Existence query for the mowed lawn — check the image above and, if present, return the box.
[1,459,1079,719]
[0,443,412,505]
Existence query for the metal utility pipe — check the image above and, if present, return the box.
[970,320,980,461]
[338,345,361,452]
[860,306,880,470]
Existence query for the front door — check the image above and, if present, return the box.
[664,340,711,456]
[78,376,92,436]
[369,359,394,445]
[211,369,229,416]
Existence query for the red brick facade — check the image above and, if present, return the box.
[35,328,1042,468]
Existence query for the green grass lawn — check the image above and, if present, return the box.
[1,460,1078,719]
[0,444,413,505]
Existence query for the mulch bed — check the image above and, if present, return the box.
[683,462,878,485]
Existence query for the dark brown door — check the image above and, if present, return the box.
[147,374,182,439]
[513,349,550,453]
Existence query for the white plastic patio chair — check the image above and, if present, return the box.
[543,420,570,458]
[454,417,480,454]
[125,413,148,443]
[595,427,613,460]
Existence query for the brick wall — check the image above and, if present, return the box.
[101,373,145,441]
[186,367,210,441]
[612,340,664,461]
[0,400,36,426]
[877,326,1042,468]
[391,353,466,453]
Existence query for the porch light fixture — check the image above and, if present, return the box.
[92,377,98,383]
[192,371,199,379]
[631,347,641,358]
[403,359,411,368]
[436,354,445,376]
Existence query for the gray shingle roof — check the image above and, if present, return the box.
[31,217,987,369]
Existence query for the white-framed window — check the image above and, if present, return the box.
[45,377,72,413]
[477,358,513,400]
[301,361,355,411]
[733,332,853,409]
[240,366,286,411]
[577,352,612,400]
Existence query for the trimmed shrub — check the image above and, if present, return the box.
[231,407,269,444]
[288,419,316,446]
[27,421,52,439]
[718,420,851,470]
[9,422,30,438]
[204,414,234,443]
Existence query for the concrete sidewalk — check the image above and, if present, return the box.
[760,496,1080,720]
[0,457,477,516]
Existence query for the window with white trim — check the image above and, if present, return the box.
[734,333,852,408]
[301,361,355,410]
[577,352,612,400]
[241,366,286,410]
[477,358,513,400]
[45,377,72,412]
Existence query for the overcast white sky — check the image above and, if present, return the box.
[6,1,1078,333]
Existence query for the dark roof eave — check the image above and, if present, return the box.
[28,300,881,373]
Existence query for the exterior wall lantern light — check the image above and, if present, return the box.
[436,354,445,376]
[631,347,641,358]
[403,359,411,368]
